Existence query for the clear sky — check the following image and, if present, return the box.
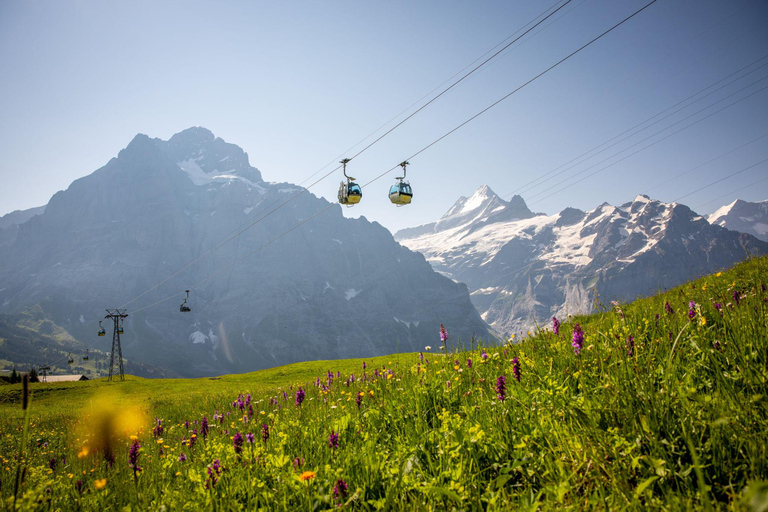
[1,0,767,233]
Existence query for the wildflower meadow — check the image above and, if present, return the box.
[1,256,767,510]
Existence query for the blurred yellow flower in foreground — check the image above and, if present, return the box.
[94,479,107,490]
[77,446,89,458]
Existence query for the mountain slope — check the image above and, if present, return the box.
[0,128,491,376]
[396,186,767,335]
[707,198,768,242]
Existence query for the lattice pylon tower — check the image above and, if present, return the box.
[105,309,128,381]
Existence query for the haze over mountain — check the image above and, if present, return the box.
[396,185,767,335]
[707,199,768,242]
[0,127,490,377]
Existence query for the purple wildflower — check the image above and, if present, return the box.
[246,432,255,444]
[446,380,451,388]
[733,290,741,306]
[665,301,674,315]
[439,324,449,344]
[626,336,635,357]
[349,373,355,383]
[295,387,305,406]
[48,458,56,470]
[184,420,190,429]
[178,452,187,463]
[233,432,244,454]
[362,361,367,370]
[552,317,560,335]
[467,358,472,368]
[152,418,163,438]
[333,479,349,501]
[205,459,222,489]
[482,351,488,361]
[129,439,141,473]
[511,357,520,382]
[688,300,696,320]
[572,324,584,355]
[261,424,269,443]
[714,302,723,314]
[328,430,339,450]
[496,375,507,402]
[356,392,363,409]
[75,480,84,495]
[189,430,197,449]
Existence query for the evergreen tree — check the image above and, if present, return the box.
[10,367,18,384]
[28,367,39,383]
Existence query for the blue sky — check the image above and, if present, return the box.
[1,0,767,233]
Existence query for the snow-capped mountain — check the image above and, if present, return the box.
[396,186,767,335]
[707,199,768,242]
[0,128,490,377]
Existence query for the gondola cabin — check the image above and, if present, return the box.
[180,290,191,312]
[338,181,362,205]
[337,158,362,206]
[389,181,412,205]
[98,321,106,336]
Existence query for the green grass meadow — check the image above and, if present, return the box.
[1,257,767,510]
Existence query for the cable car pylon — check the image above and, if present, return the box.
[105,309,128,381]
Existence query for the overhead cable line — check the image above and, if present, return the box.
[360,0,660,190]
[502,53,768,199]
[530,80,768,203]
[296,0,569,187]
[692,175,768,210]
[671,157,768,203]
[342,0,574,164]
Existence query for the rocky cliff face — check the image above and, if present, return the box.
[396,186,767,335]
[707,199,768,242]
[0,128,491,376]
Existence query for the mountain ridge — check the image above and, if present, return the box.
[397,185,767,335]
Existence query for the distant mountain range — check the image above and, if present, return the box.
[0,127,490,377]
[707,199,768,242]
[396,186,767,335]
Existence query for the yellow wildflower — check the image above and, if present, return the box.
[77,446,89,459]
[299,470,316,481]
[94,478,107,490]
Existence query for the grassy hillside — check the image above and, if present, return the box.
[1,256,767,510]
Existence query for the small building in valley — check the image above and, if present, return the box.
[43,375,89,383]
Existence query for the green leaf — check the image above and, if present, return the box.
[634,476,658,498]
[420,486,462,503]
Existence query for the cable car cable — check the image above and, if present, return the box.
[360,0,660,191]
[503,54,768,200]
[342,0,574,165]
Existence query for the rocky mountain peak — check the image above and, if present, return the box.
[157,127,262,184]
